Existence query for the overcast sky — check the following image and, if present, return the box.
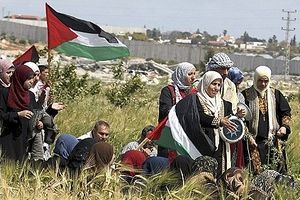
[0,0,299,41]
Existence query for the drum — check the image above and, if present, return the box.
[220,116,245,143]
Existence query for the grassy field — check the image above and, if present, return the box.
[0,80,300,199]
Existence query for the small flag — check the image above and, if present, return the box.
[150,94,215,159]
[45,3,130,61]
[13,45,39,67]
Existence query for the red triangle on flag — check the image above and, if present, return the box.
[13,45,40,67]
[46,3,77,49]
[147,117,168,140]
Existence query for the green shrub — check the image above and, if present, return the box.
[112,61,125,80]
[19,39,27,45]
[50,63,102,103]
[105,75,145,107]
[8,35,16,42]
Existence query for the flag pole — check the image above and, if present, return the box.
[47,48,51,67]
[136,138,151,150]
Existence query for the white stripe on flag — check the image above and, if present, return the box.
[71,30,127,47]
[168,106,202,159]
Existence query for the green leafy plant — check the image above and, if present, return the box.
[105,75,145,107]
[49,63,102,103]
[112,61,125,80]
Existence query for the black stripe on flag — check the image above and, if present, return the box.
[174,94,215,156]
[48,6,118,43]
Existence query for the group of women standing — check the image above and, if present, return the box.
[155,53,294,197]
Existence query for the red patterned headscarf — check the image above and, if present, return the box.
[7,65,34,110]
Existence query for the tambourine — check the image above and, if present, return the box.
[220,116,245,143]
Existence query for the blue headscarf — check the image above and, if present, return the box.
[142,156,169,175]
[228,67,244,84]
[53,134,79,160]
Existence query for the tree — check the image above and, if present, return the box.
[223,29,227,36]
[242,31,250,43]
[290,35,296,46]
[146,28,161,40]
[272,35,278,44]
[196,28,201,34]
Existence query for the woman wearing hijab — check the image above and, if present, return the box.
[53,134,79,166]
[84,142,114,170]
[250,169,297,199]
[158,62,196,122]
[0,59,15,89]
[67,138,97,171]
[170,155,194,181]
[158,62,196,158]
[217,167,246,198]
[228,66,245,103]
[121,150,147,177]
[242,66,291,174]
[0,64,36,161]
[142,156,169,175]
[197,71,244,176]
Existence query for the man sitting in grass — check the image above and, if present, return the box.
[78,120,110,142]
[120,125,157,157]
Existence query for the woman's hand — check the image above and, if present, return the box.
[36,121,44,130]
[236,106,246,118]
[51,102,65,111]
[248,136,257,147]
[220,116,237,132]
[276,127,287,137]
[18,110,33,119]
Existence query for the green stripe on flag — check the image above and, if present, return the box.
[56,41,130,61]
[154,126,190,157]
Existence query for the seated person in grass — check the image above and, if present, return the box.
[53,134,79,167]
[120,125,157,157]
[42,133,79,169]
[67,138,97,172]
[249,169,297,199]
[83,142,114,171]
[78,120,110,142]
[120,150,147,183]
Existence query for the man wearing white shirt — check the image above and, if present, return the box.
[78,120,110,142]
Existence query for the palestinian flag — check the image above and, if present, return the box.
[149,94,215,159]
[13,45,39,67]
[45,4,129,61]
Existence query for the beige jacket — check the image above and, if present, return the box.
[222,78,238,113]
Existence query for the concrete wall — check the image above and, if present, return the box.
[122,39,206,64]
[229,54,300,75]
[1,20,300,75]
[0,20,46,42]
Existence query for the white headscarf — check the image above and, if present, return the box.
[197,71,223,116]
[197,71,231,170]
[253,66,271,97]
[171,62,196,90]
[250,66,279,139]
[24,62,40,74]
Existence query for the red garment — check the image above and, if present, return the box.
[168,150,177,164]
[7,65,34,110]
[121,150,147,176]
[230,140,245,168]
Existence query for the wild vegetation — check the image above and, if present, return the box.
[0,65,300,199]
